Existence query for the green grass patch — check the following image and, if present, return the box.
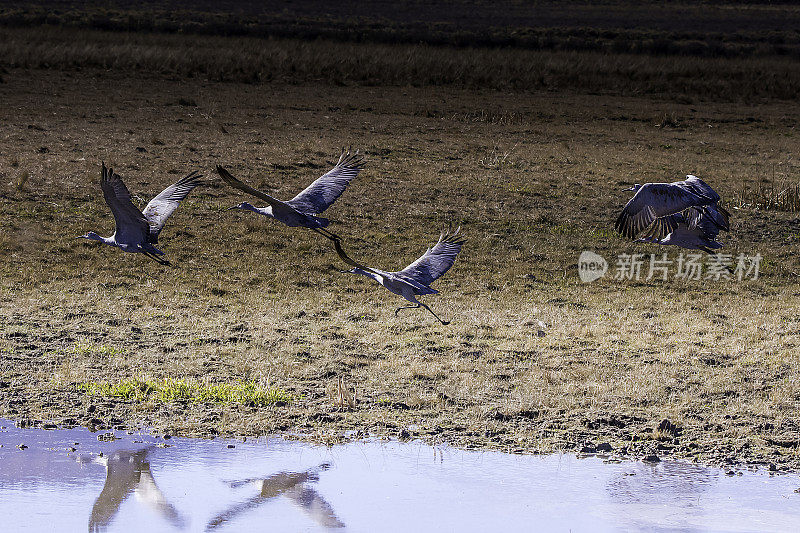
[79,378,292,406]
[79,378,154,400]
[71,341,123,357]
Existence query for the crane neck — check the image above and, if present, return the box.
[244,203,273,217]
[353,267,381,283]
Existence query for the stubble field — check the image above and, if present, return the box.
[1,39,800,470]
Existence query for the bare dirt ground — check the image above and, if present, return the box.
[1,67,799,471]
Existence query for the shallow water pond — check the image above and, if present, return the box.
[0,419,798,532]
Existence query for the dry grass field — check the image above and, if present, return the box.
[1,24,800,471]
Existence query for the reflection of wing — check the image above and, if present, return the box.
[206,463,340,531]
[135,470,188,529]
[89,448,186,532]
[205,493,266,532]
[284,485,346,529]
[227,470,319,494]
[206,470,310,531]
[206,472,312,531]
[89,450,147,532]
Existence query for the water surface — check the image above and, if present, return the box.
[0,420,797,532]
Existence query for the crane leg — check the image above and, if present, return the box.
[142,251,171,266]
[313,227,341,241]
[700,247,734,274]
[143,252,158,264]
[395,303,421,315]
[395,303,450,325]
[420,302,450,326]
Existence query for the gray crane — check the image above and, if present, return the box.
[333,228,465,325]
[217,150,364,241]
[77,163,202,265]
[616,174,730,254]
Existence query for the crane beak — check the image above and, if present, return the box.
[227,205,240,211]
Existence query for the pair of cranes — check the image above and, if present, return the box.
[79,152,731,326]
[78,151,464,325]
[616,174,730,255]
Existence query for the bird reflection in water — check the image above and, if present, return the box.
[206,462,344,531]
[82,448,187,532]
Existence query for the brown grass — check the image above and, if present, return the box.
[4,0,800,58]
[3,26,800,100]
[734,172,800,212]
[0,61,799,468]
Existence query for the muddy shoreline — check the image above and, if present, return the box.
[2,380,798,473]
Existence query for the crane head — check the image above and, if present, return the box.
[623,184,642,192]
[228,201,254,211]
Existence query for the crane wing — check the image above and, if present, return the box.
[141,171,203,243]
[394,228,465,287]
[639,204,728,244]
[681,175,721,203]
[696,203,730,232]
[286,150,364,214]
[216,165,292,210]
[637,212,684,241]
[100,163,150,245]
[688,206,726,241]
[615,183,708,239]
[668,221,723,250]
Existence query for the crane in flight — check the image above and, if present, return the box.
[217,150,364,241]
[77,163,203,265]
[333,228,465,325]
[615,174,730,254]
